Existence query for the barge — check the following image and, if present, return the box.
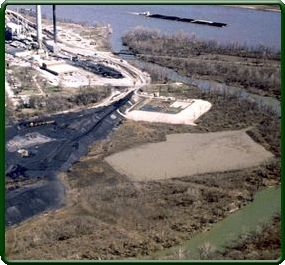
[139,12,227,27]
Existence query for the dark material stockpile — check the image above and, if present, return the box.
[5,94,131,226]
[72,59,124,79]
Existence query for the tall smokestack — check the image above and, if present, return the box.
[36,5,42,49]
[52,5,57,43]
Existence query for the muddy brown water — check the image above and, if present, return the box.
[105,129,274,181]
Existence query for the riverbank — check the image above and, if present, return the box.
[215,214,280,260]
[146,186,280,259]
[16,9,112,51]
[123,28,280,100]
[224,5,281,12]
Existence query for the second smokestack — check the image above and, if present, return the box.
[52,5,57,43]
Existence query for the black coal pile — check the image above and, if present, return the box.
[73,59,123,79]
[5,94,131,226]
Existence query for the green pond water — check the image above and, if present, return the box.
[149,186,281,260]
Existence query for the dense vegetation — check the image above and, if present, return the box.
[123,28,280,99]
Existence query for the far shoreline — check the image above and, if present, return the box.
[223,5,281,13]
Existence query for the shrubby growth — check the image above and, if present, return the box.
[123,28,280,99]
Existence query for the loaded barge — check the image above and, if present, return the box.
[139,12,227,27]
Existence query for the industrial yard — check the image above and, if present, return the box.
[5,6,150,226]
[5,5,281,262]
[5,8,149,116]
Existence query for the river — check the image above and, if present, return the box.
[10,5,281,52]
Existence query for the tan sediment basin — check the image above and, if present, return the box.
[105,129,274,181]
